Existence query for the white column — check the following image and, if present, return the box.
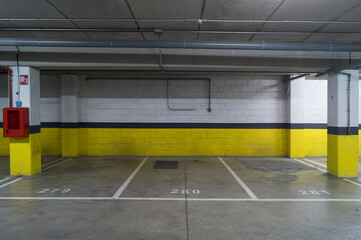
[11,67,40,133]
[9,67,41,176]
[287,76,305,158]
[61,74,80,157]
[327,70,359,177]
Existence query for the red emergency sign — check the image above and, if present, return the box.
[20,75,29,85]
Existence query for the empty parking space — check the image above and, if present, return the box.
[1,156,361,240]
[223,157,361,200]
[0,156,144,198]
[120,157,253,199]
[0,156,360,201]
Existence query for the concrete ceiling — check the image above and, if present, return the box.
[1,0,361,73]
[0,0,361,43]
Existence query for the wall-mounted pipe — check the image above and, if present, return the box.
[0,67,13,108]
[288,74,310,81]
[1,38,361,52]
[316,60,361,77]
[339,72,352,135]
[85,77,212,112]
[166,79,194,111]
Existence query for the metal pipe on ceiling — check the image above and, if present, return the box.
[1,38,361,52]
[2,18,361,24]
[315,61,361,77]
[2,28,361,36]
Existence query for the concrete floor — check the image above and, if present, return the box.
[0,156,361,240]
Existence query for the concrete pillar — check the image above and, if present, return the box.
[327,70,359,177]
[9,67,41,176]
[61,74,80,157]
[287,76,305,158]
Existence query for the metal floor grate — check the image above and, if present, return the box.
[153,161,178,169]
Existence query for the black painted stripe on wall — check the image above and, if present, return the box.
[41,122,61,128]
[46,122,290,129]
[59,122,328,129]
[0,122,360,130]
[79,122,289,129]
[0,123,40,133]
[29,125,41,134]
[41,123,80,128]
[327,127,359,135]
[289,123,327,129]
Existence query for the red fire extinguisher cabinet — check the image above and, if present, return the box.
[3,108,29,138]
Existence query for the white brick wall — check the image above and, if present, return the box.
[0,75,8,120]
[304,79,327,123]
[11,74,361,125]
[359,83,361,124]
[40,75,61,122]
[304,78,361,124]
[79,75,286,123]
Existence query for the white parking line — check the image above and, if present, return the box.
[0,178,22,189]
[42,158,63,168]
[42,158,73,171]
[0,178,10,183]
[112,157,148,199]
[0,197,112,200]
[293,159,315,168]
[293,159,327,173]
[218,157,258,200]
[0,196,361,202]
[304,158,327,168]
[315,167,327,173]
[118,197,361,202]
[344,179,361,187]
[294,158,361,188]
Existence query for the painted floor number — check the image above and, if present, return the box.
[171,189,200,195]
[38,188,71,194]
[298,190,330,195]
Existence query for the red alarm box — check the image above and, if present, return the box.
[3,108,29,137]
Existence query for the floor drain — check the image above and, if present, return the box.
[154,161,178,169]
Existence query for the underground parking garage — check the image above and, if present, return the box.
[1,0,361,239]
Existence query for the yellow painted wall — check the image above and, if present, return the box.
[0,128,61,156]
[62,128,79,157]
[0,128,9,156]
[1,127,361,157]
[304,129,361,157]
[41,128,62,156]
[79,128,287,156]
[359,130,361,154]
[305,129,327,157]
[288,129,305,158]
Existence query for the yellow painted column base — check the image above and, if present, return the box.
[62,128,79,157]
[9,133,41,176]
[328,134,358,177]
[288,129,305,158]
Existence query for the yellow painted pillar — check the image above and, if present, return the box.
[61,75,80,157]
[288,128,305,158]
[327,70,359,177]
[62,127,80,157]
[9,67,41,176]
[287,76,305,158]
[10,133,41,175]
